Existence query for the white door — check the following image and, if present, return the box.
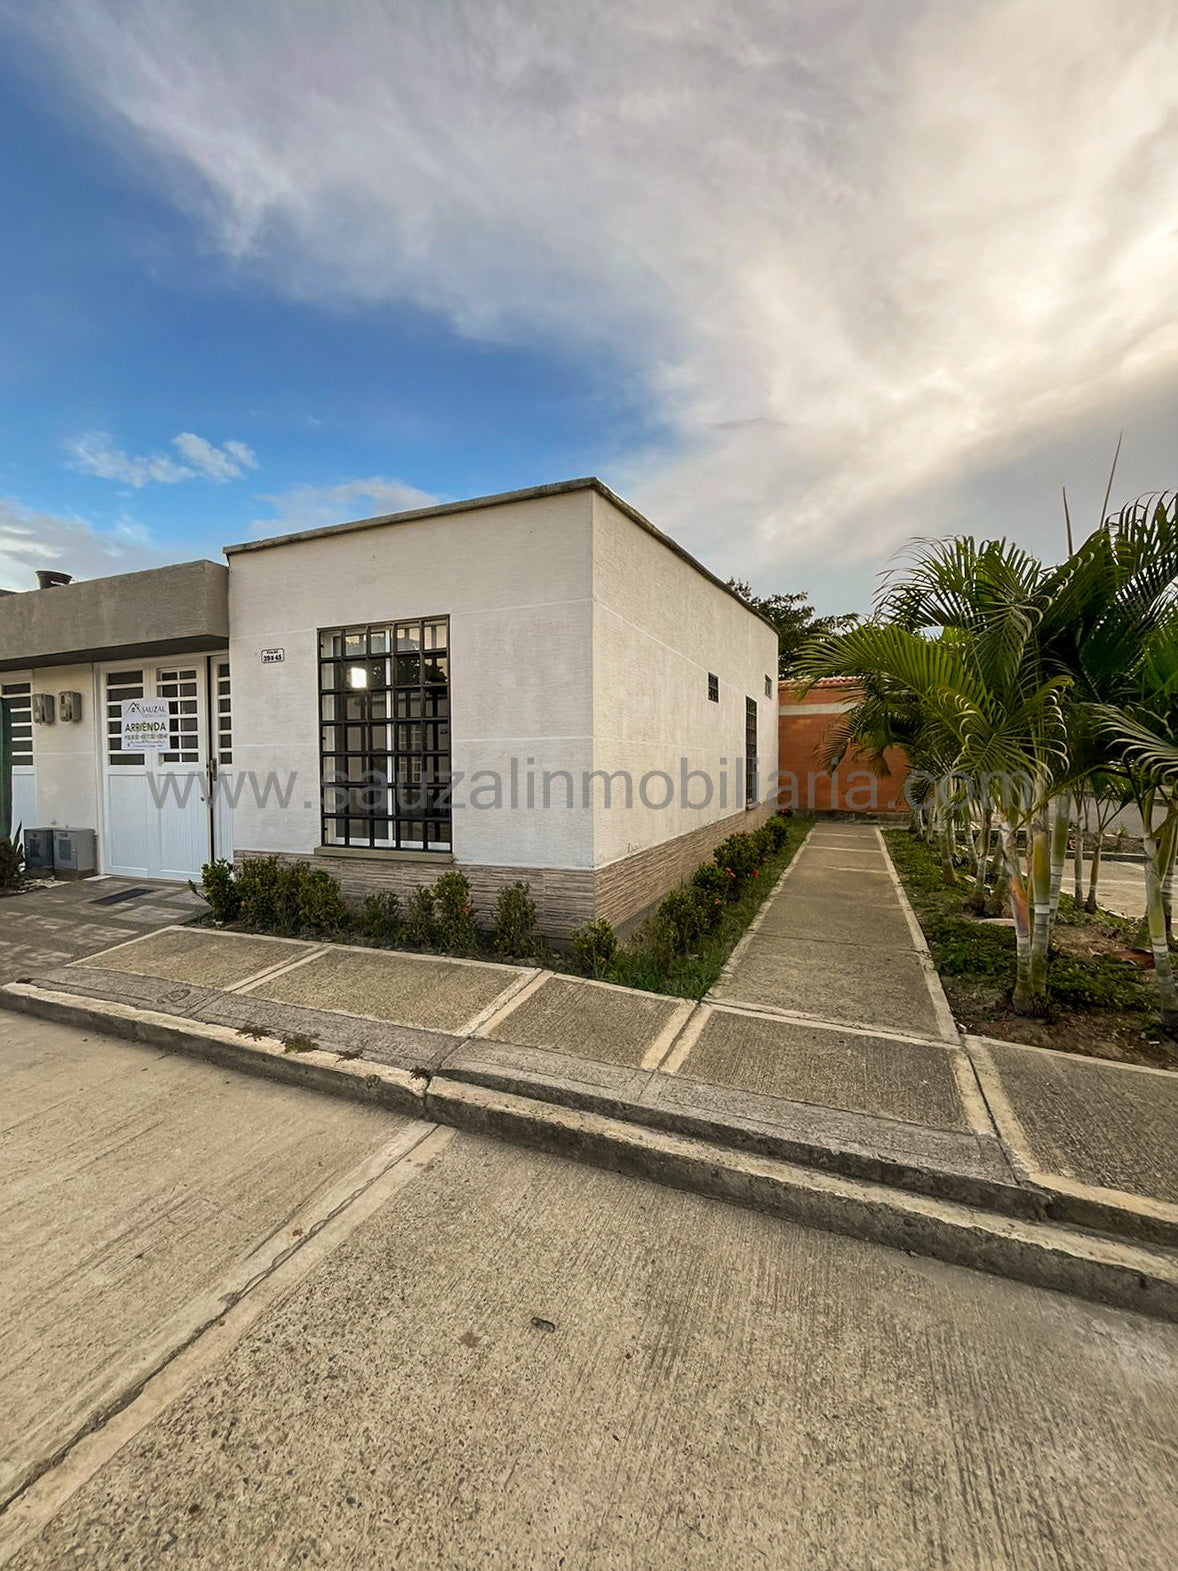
[102,661,211,879]
[210,657,235,862]
[1,678,36,832]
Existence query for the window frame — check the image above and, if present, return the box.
[0,681,34,767]
[318,617,452,852]
[745,696,758,808]
[707,672,719,703]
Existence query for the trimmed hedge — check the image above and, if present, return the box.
[195,811,797,975]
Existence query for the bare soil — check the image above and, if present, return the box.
[946,975,1178,1070]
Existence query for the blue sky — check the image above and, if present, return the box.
[2,2,1177,612]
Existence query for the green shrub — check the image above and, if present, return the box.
[651,886,708,955]
[434,870,479,950]
[492,881,538,956]
[691,863,729,928]
[570,917,618,976]
[193,858,241,923]
[764,814,790,851]
[402,884,438,948]
[237,856,289,930]
[297,868,349,936]
[359,890,402,945]
[237,857,349,936]
[713,832,760,891]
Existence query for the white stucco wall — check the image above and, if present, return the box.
[28,663,100,831]
[227,489,596,869]
[589,493,779,867]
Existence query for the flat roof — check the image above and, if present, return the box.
[223,476,777,635]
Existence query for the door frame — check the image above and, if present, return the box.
[94,654,219,880]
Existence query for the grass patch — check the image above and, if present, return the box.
[601,816,813,999]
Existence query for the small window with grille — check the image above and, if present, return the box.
[707,672,719,702]
[0,682,33,764]
[765,674,773,698]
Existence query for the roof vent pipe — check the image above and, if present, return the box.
[35,570,73,590]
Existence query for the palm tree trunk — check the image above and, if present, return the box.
[974,805,992,896]
[1047,795,1070,932]
[1142,804,1178,1032]
[1001,818,1035,1012]
[1164,824,1177,943]
[1071,790,1084,904]
[1084,831,1103,914]
[933,803,957,886]
[1027,813,1052,1010]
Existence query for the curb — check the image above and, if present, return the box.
[425,1078,1178,1322]
[5,982,1176,1322]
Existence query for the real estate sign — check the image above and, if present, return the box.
[120,697,170,753]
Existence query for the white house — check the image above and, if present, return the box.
[0,480,778,935]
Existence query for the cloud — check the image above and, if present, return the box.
[14,2,1178,603]
[0,497,167,589]
[65,430,257,487]
[172,431,258,480]
[247,476,438,539]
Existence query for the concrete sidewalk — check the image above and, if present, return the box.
[2,829,1176,1317]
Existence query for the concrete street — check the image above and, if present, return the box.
[2,1012,1175,1569]
[1085,858,1147,921]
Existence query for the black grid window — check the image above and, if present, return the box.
[319,619,451,851]
[707,672,719,702]
[745,696,758,807]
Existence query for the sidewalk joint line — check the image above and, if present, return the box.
[461,968,548,1038]
[642,1000,703,1072]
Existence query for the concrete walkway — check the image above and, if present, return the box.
[709,821,955,1038]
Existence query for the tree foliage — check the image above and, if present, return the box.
[725,581,857,678]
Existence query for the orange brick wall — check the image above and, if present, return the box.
[777,680,910,813]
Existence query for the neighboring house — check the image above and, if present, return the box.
[777,677,910,813]
[0,479,778,935]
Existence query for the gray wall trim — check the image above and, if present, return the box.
[0,560,228,669]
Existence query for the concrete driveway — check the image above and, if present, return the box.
[0,877,208,985]
[2,1014,1175,1570]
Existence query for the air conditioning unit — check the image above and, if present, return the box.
[24,828,54,871]
[53,828,96,874]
